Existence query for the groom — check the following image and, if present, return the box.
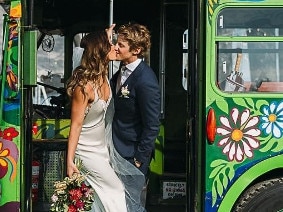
[110,23,161,210]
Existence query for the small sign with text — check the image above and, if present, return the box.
[162,181,186,199]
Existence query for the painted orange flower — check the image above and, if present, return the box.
[0,142,10,178]
[0,138,19,181]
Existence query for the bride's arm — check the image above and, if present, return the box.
[67,86,90,177]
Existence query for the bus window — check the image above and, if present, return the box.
[73,33,84,70]
[216,7,283,92]
[217,41,283,92]
[33,34,67,119]
[217,8,283,37]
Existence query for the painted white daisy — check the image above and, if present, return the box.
[260,101,283,138]
[217,108,260,162]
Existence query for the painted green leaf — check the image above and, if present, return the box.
[271,140,283,152]
[232,98,247,107]
[260,137,283,153]
[244,98,255,109]
[215,100,229,114]
[260,137,276,152]
[255,100,268,111]
[212,181,217,206]
[222,173,228,188]
[259,135,271,146]
[210,159,227,167]
[216,176,224,198]
[209,164,225,178]
[227,165,235,180]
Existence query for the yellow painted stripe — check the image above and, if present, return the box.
[209,6,213,16]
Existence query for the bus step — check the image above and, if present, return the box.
[148,173,186,206]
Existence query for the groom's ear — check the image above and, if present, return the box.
[132,47,141,55]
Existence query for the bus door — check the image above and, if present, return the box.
[147,0,188,207]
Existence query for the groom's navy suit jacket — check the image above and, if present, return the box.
[110,61,161,174]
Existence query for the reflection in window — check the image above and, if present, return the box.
[217,41,283,92]
[34,34,64,105]
[73,33,84,70]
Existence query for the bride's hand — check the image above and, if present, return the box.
[67,161,80,177]
[105,24,116,44]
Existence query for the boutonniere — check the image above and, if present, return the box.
[120,85,130,98]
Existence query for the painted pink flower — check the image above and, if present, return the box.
[217,108,261,162]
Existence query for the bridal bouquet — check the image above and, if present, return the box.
[50,159,94,212]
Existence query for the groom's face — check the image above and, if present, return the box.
[114,36,140,64]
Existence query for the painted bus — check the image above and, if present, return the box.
[1,0,283,211]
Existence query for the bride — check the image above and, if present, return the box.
[66,25,145,212]
[66,27,127,212]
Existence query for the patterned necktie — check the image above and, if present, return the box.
[116,65,126,93]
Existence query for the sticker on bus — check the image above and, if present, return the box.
[162,181,186,199]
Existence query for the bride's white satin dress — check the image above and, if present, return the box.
[75,88,127,212]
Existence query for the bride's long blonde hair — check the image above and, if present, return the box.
[66,30,111,100]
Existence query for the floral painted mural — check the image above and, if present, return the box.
[0,127,19,181]
[0,1,21,211]
[206,98,283,210]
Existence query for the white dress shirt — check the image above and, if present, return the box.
[120,58,142,85]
